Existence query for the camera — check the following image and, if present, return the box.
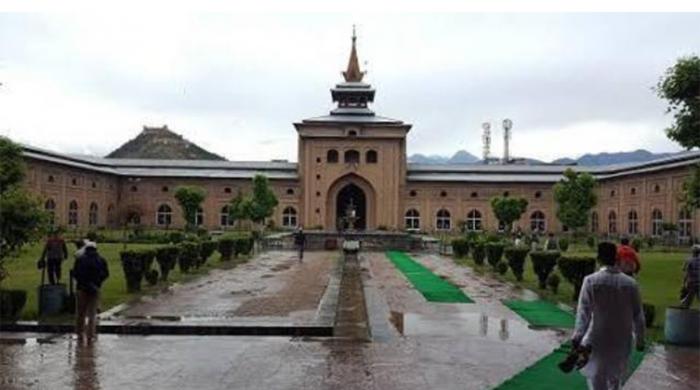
[558,344,592,373]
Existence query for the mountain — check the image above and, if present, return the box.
[106,125,225,160]
[408,150,479,165]
[551,149,675,166]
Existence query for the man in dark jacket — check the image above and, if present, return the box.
[40,231,68,284]
[294,226,306,263]
[73,240,109,343]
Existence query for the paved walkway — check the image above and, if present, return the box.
[1,251,698,389]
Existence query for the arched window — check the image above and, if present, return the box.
[590,211,599,233]
[679,209,693,241]
[220,205,232,227]
[156,204,172,226]
[466,209,482,232]
[286,188,295,195]
[366,150,378,163]
[409,190,417,197]
[436,209,451,231]
[68,200,79,226]
[628,210,638,235]
[654,184,660,193]
[107,204,115,225]
[608,211,617,234]
[47,175,55,183]
[630,187,637,195]
[440,191,447,198]
[651,209,663,237]
[530,211,546,232]
[405,209,420,230]
[534,191,542,199]
[45,199,56,225]
[282,207,297,228]
[470,192,478,198]
[327,149,339,163]
[195,207,204,226]
[344,150,360,164]
[89,202,98,226]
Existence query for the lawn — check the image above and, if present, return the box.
[453,246,689,339]
[1,241,242,320]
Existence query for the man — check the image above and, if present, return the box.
[572,242,645,390]
[680,244,700,308]
[294,225,306,263]
[72,240,109,343]
[616,237,641,276]
[40,230,68,284]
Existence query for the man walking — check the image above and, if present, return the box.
[616,237,641,276]
[294,225,306,263]
[72,240,109,344]
[680,244,700,308]
[572,242,645,390]
[40,230,68,284]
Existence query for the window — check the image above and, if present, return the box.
[440,191,447,198]
[610,190,616,197]
[130,185,138,192]
[366,150,378,163]
[405,209,420,230]
[71,178,78,186]
[316,157,321,163]
[628,210,638,235]
[466,209,482,232]
[286,188,295,195]
[409,190,417,197]
[282,207,297,228]
[195,207,204,226]
[344,150,360,164]
[156,204,172,226]
[89,202,98,226]
[630,187,637,195]
[608,211,617,234]
[654,184,661,193]
[68,200,79,226]
[220,206,232,227]
[107,204,115,225]
[162,186,169,192]
[651,209,663,237]
[591,212,599,233]
[470,192,478,198]
[679,209,693,240]
[436,209,451,231]
[224,187,232,194]
[348,130,358,137]
[316,191,321,197]
[45,199,56,225]
[91,181,97,189]
[535,191,542,199]
[530,211,546,232]
[48,175,55,183]
[503,191,510,197]
[316,174,321,180]
[327,150,339,163]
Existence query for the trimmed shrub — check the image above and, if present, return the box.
[530,251,560,289]
[169,231,185,244]
[645,236,655,249]
[140,249,156,273]
[547,273,561,294]
[144,269,159,286]
[451,238,470,258]
[631,237,643,253]
[586,235,597,250]
[504,246,530,281]
[642,303,656,328]
[120,250,144,292]
[234,237,254,257]
[0,289,28,321]
[558,256,596,301]
[496,261,508,275]
[472,241,486,266]
[218,238,235,261]
[178,241,200,273]
[155,245,179,281]
[199,240,218,267]
[559,237,570,252]
[485,242,505,268]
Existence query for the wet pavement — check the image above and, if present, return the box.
[1,250,698,389]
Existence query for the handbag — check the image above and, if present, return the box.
[37,259,46,269]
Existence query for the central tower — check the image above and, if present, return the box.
[294,28,412,230]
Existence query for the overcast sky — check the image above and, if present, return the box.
[0,13,697,162]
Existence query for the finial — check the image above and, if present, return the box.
[342,25,365,82]
[352,24,356,42]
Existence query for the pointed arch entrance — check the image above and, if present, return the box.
[326,174,376,230]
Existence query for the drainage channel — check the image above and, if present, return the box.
[333,249,371,341]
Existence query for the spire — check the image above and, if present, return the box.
[342,25,365,82]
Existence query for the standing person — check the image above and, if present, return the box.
[40,229,68,284]
[572,242,645,390]
[680,245,700,308]
[616,237,641,276]
[72,240,109,344]
[294,225,306,263]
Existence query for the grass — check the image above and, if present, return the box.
[453,246,689,341]
[1,241,248,320]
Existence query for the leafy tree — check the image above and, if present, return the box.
[657,55,700,210]
[227,190,248,228]
[0,137,48,283]
[247,174,278,228]
[553,169,597,233]
[490,196,528,232]
[174,186,206,231]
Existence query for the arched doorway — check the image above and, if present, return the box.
[336,183,367,230]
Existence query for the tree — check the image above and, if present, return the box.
[553,169,597,233]
[174,186,206,231]
[657,55,700,210]
[0,137,48,283]
[490,196,528,233]
[247,174,278,228]
[227,190,248,229]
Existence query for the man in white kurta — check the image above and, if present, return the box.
[572,242,645,390]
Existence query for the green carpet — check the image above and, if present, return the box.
[503,299,575,328]
[385,251,473,303]
[494,343,647,389]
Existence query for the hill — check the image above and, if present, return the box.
[106,125,225,160]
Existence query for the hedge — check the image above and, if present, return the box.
[530,251,561,289]
[451,238,469,258]
[504,246,530,281]
[120,249,156,292]
[485,242,505,269]
[557,255,597,300]
[155,245,179,281]
[199,240,218,267]
[472,240,486,266]
[178,241,200,273]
